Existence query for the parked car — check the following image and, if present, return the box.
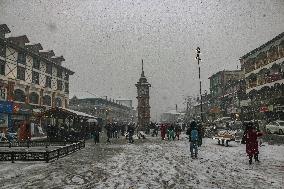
[212,117,232,129]
[228,120,243,130]
[266,120,284,135]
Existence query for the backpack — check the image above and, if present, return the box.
[191,129,198,141]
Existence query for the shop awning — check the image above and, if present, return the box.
[41,107,96,119]
[62,108,96,119]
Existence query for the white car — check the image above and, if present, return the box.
[266,120,284,135]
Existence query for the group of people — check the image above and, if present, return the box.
[160,124,182,141]
[105,122,136,143]
[97,119,264,165]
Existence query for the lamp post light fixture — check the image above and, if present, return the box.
[196,47,203,122]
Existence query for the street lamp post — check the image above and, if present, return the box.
[196,47,203,122]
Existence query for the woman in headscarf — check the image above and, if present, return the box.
[245,122,263,164]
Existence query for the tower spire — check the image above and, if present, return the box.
[141,59,145,77]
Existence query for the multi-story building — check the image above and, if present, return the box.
[209,70,244,118]
[69,96,133,124]
[116,99,133,109]
[209,70,244,98]
[240,32,284,120]
[0,24,74,133]
[190,93,212,122]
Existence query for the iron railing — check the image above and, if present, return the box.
[0,140,85,163]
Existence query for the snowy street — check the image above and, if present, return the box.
[0,134,283,189]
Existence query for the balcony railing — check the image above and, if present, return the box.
[247,73,284,89]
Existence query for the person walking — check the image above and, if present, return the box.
[190,123,199,159]
[127,123,135,143]
[175,124,182,140]
[160,124,166,140]
[105,123,112,143]
[168,125,175,141]
[93,123,101,144]
[152,124,159,137]
[245,122,263,164]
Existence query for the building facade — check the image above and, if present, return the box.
[0,24,74,134]
[115,99,133,109]
[208,70,244,119]
[69,96,134,124]
[240,32,284,120]
[135,61,151,130]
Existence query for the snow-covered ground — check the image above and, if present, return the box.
[0,134,283,189]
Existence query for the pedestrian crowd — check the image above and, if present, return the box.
[92,119,264,164]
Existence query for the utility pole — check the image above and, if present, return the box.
[196,47,203,122]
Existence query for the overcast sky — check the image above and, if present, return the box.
[0,0,283,120]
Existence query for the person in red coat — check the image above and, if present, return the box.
[245,123,263,164]
[160,124,166,140]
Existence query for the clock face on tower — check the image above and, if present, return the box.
[139,87,148,95]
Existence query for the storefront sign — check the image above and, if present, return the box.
[0,101,13,113]
[0,88,6,100]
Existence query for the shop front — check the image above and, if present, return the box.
[12,103,32,141]
[0,100,13,133]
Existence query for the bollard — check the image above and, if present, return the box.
[11,152,15,163]
[57,148,60,159]
[45,151,49,163]
[9,142,11,148]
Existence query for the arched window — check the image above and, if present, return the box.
[14,89,26,102]
[29,92,39,104]
[55,97,62,107]
[42,95,51,106]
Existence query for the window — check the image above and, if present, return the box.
[57,80,62,90]
[33,58,40,70]
[65,82,69,93]
[17,52,26,64]
[45,76,52,88]
[46,63,52,74]
[43,95,51,106]
[32,71,39,85]
[17,66,25,80]
[57,69,62,78]
[64,72,69,81]
[55,97,62,107]
[0,43,5,58]
[0,60,5,75]
[14,89,26,102]
[29,92,39,104]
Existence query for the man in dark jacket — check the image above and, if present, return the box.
[105,123,112,143]
[127,123,135,143]
[93,123,101,144]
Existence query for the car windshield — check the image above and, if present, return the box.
[278,122,284,126]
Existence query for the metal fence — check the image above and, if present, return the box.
[0,140,85,163]
[0,140,75,148]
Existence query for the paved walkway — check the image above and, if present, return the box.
[0,134,283,189]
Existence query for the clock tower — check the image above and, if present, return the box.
[135,60,151,131]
